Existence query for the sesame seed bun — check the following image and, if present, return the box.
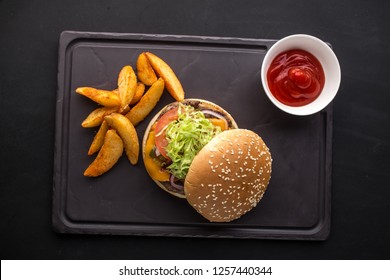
[184,129,272,222]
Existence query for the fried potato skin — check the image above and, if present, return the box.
[137,52,158,86]
[104,113,139,165]
[118,66,137,110]
[81,107,118,128]
[88,120,109,155]
[126,78,165,126]
[84,129,123,177]
[144,52,184,101]
[76,87,121,107]
[130,82,146,105]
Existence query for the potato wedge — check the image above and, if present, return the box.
[137,52,158,86]
[112,88,131,114]
[144,52,184,101]
[121,104,130,115]
[118,65,137,109]
[81,107,118,128]
[104,113,139,165]
[84,129,123,177]
[76,87,121,107]
[126,78,165,126]
[130,82,145,105]
[88,120,109,155]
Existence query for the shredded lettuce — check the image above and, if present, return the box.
[165,104,221,180]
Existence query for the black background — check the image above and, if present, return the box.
[1,0,389,259]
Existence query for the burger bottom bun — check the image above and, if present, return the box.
[184,129,272,222]
[152,180,186,199]
[142,99,238,199]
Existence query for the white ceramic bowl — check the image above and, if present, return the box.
[261,34,341,115]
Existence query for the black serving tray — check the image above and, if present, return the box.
[53,31,332,239]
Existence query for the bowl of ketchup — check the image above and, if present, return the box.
[261,34,341,115]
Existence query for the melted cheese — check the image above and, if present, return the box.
[144,130,170,181]
[209,118,227,131]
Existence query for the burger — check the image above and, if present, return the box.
[143,99,272,222]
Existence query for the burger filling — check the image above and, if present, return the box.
[165,105,221,179]
[145,102,230,195]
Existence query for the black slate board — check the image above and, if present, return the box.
[53,31,332,240]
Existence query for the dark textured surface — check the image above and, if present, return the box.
[53,32,331,239]
[1,0,389,259]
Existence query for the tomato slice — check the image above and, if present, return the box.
[154,107,178,159]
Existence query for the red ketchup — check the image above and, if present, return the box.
[267,49,325,106]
